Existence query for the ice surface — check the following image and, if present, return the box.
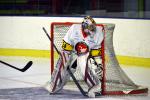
[0,56,150,100]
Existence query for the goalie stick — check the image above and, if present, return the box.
[0,60,33,72]
[42,27,88,96]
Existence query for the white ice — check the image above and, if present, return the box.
[0,56,150,100]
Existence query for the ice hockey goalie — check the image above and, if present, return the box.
[44,16,104,98]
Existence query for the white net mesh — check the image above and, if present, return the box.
[50,22,148,95]
[103,24,137,92]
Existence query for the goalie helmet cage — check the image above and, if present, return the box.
[50,22,148,95]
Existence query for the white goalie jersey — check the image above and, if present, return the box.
[62,24,104,54]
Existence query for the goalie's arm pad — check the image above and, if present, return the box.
[62,40,73,51]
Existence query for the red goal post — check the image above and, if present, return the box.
[50,22,148,95]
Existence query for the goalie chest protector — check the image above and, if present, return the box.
[63,24,104,53]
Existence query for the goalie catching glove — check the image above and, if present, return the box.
[75,42,89,55]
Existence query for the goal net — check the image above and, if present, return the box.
[50,22,148,95]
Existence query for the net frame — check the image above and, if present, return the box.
[50,22,148,95]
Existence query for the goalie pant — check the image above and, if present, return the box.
[44,51,103,98]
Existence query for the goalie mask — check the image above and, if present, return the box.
[82,16,96,35]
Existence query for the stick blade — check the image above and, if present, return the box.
[22,61,33,72]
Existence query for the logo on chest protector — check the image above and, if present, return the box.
[75,42,89,55]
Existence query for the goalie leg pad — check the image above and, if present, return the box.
[45,51,77,94]
[89,57,103,80]
[44,57,63,93]
[87,57,103,97]
[85,56,103,97]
